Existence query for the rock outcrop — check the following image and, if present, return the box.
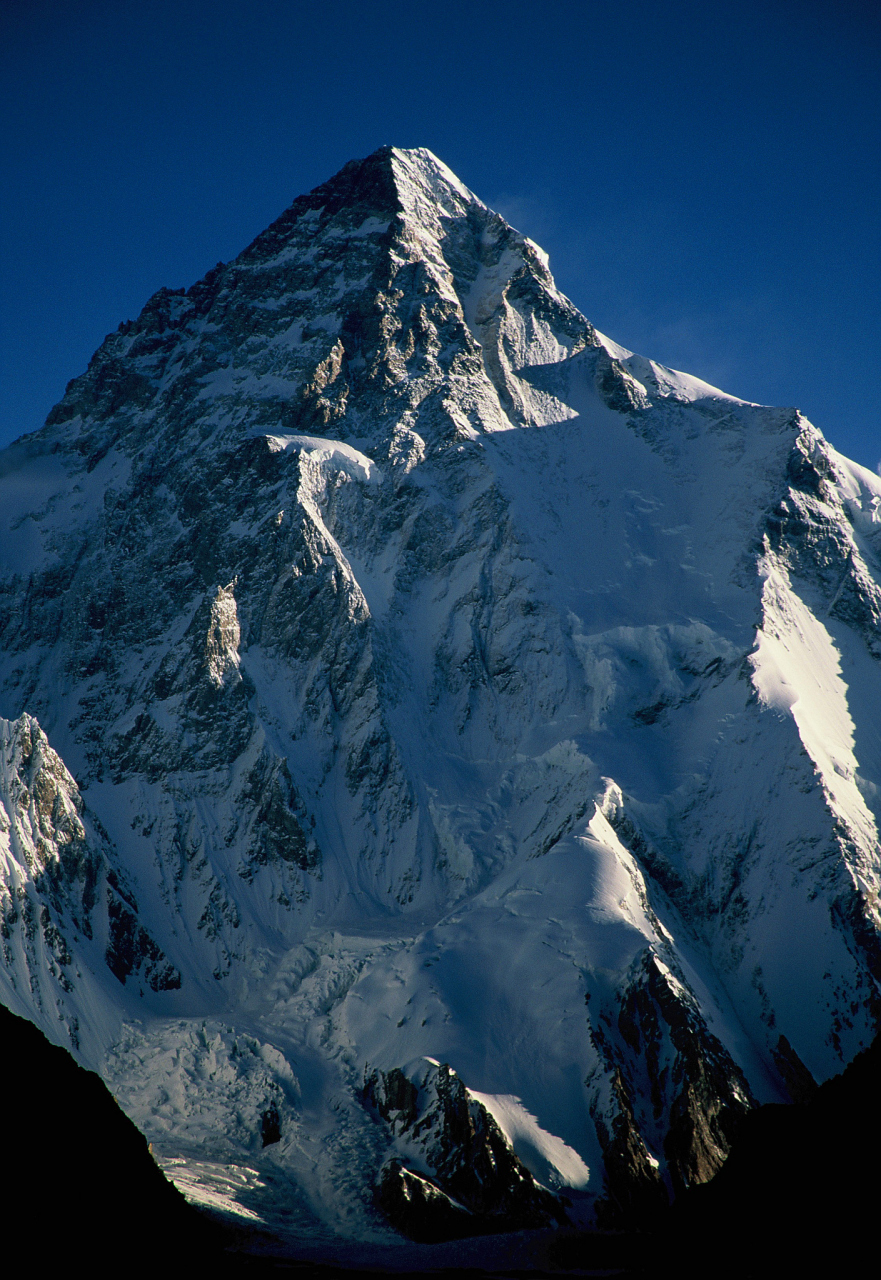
[365,1060,567,1239]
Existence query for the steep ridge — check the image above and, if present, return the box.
[1,147,880,1253]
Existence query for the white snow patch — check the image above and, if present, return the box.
[466,1090,591,1191]
[262,433,381,484]
[161,1157,267,1222]
[751,558,878,846]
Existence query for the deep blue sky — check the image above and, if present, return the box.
[2,0,879,466]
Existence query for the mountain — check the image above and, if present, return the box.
[1,145,881,1262]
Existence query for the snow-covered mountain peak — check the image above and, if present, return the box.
[31,144,600,487]
[388,145,482,213]
[2,147,881,1257]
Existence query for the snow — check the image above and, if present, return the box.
[162,1157,268,1221]
[262,432,381,484]
[752,558,879,850]
[0,442,131,574]
[594,329,756,406]
[390,147,480,211]
[466,1089,592,1190]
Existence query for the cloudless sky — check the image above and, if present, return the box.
[1,0,879,466]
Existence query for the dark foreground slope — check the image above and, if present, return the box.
[5,983,876,1278]
[553,1031,881,1279]
[0,1001,218,1266]
[666,1031,881,1279]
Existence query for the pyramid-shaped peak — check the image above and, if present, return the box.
[41,141,593,461]
[310,145,482,214]
[240,147,486,267]
[386,146,483,207]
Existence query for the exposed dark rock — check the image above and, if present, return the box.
[588,949,754,1223]
[626,952,753,1195]
[770,1032,817,1104]
[363,1063,419,1128]
[592,1068,669,1227]
[105,884,182,991]
[236,750,320,879]
[594,350,649,413]
[260,1101,282,1146]
[556,1036,881,1279]
[374,1160,475,1243]
[365,1060,567,1240]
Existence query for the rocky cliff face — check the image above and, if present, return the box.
[365,1059,566,1240]
[2,146,881,1253]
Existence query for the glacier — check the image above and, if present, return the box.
[1,145,880,1257]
